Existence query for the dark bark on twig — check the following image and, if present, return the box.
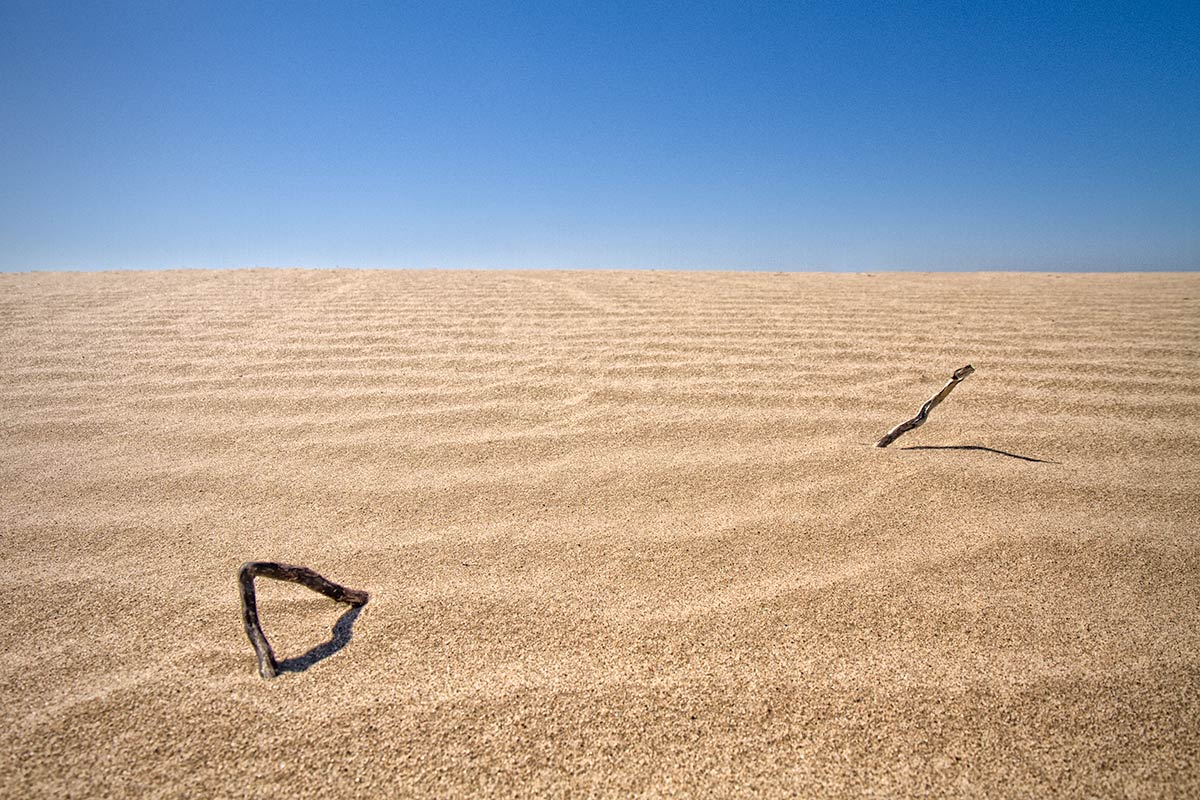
[238,561,369,679]
[875,365,975,448]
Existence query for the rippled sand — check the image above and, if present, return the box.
[2,269,1198,797]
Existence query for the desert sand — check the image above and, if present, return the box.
[1,269,1198,798]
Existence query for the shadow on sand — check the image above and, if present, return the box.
[900,444,1059,464]
[277,605,364,674]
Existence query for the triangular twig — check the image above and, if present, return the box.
[238,561,369,679]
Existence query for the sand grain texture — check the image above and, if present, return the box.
[2,270,1198,797]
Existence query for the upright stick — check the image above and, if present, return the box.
[875,365,975,448]
[238,561,369,679]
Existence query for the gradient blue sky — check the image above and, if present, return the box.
[2,1,1197,272]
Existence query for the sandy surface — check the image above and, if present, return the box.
[1,269,1198,798]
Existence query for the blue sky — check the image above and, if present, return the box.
[1,1,1197,271]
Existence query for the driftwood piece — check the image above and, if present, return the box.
[238,561,369,679]
[875,365,975,448]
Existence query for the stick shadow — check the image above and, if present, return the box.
[277,605,364,674]
[899,445,1059,464]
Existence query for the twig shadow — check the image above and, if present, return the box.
[900,445,1059,464]
[277,605,364,674]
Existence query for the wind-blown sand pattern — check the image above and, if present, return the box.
[2,269,1198,798]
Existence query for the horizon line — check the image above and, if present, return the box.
[4,264,1198,275]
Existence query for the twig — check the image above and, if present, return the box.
[875,365,975,448]
[238,561,369,679]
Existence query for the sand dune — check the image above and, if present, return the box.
[1,269,1198,797]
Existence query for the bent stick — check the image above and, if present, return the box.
[238,561,369,679]
[875,365,975,448]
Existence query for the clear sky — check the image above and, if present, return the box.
[2,1,1197,272]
